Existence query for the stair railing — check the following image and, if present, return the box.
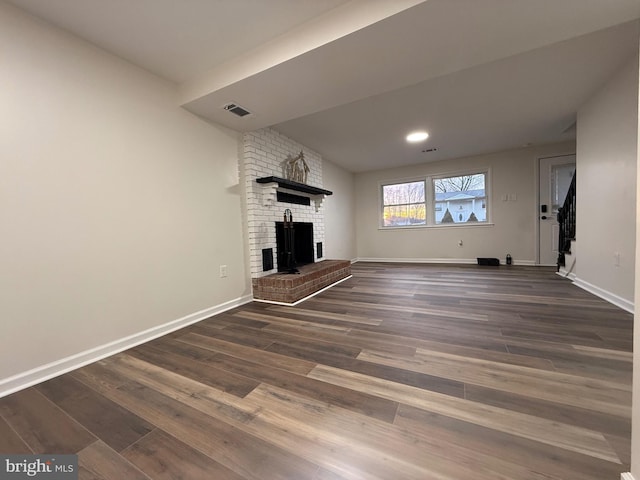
[557,171,576,270]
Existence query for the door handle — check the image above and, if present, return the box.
[541,215,547,220]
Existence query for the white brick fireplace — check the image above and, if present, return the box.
[242,128,329,279]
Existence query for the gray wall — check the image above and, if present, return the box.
[324,159,357,261]
[354,141,575,264]
[0,3,249,390]
[576,55,638,307]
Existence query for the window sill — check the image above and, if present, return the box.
[379,223,495,231]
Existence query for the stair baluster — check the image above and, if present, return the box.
[557,171,576,271]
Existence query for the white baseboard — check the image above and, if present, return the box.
[356,257,475,264]
[556,270,577,281]
[572,277,634,314]
[0,294,253,398]
[621,472,636,480]
[354,257,536,266]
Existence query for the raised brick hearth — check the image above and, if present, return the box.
[252,260,351,304]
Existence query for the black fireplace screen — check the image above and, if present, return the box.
[275,221,314,273]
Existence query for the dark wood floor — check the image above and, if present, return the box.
[1,263,633,479]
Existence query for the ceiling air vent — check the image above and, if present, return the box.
[223,103,251,117]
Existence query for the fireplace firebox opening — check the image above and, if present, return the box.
[275,222,314,273]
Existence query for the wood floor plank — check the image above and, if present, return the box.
[571,344,633,360]
[463,384,631,438]
[0,415,32,453]
[427,289,606,307]
[122,428,247,480]
[506,342,632,382]
[102,354,262,427]
[189,322,276,349]
[606,433,632,467]
[78,440,151,480]
[167,330,462,398]
[394,403,624,480]
[0,388,96,454]
[344,319,513,352]
[233,309,353,333]
[175,336,400,423]
[499,326,609,348]
[261,319,417,356]
[307,364,621,463]
[242,383,561,480]
[356,348,631,416]
[36,375,154,452]
[263,305,384,326]
[103,354,408,480]
[226,324,364,358]
[345,327,555,370]
[70,360,131,392]
[313,467,352,480]
[194,318,460,398]
[203,313,270,330]
[109,380,320,480]
[80,355,318,480]
[103,353,492,480]
[175,332,317,375]
[264,340,361,365]
[127,342,260,397]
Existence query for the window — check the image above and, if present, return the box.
[382,181,426,226]
[380,171,488,228]
[433,172,487,224]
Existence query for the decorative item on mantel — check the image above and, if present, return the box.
[282,150,310,184]
[256,151,332,212]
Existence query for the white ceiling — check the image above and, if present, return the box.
[275,19,640,171]
[5,0,353,83]
[6,0,640,172]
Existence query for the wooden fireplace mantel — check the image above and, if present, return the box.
[256,176,333,196]
[256,176,332,212]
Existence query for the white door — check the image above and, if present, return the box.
[538,155,576,265]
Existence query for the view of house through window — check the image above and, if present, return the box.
[434,173,486,224]
[381,171,488,228]
[382,181,426,226]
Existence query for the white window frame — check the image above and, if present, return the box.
[379,169,491,229]
[379,179,427,228]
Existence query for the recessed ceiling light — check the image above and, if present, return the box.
[406,131,429,143]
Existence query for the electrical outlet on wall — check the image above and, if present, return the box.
[220,265,228,277]
[614,252,620,267]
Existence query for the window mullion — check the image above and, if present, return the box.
[425,177,434,226]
